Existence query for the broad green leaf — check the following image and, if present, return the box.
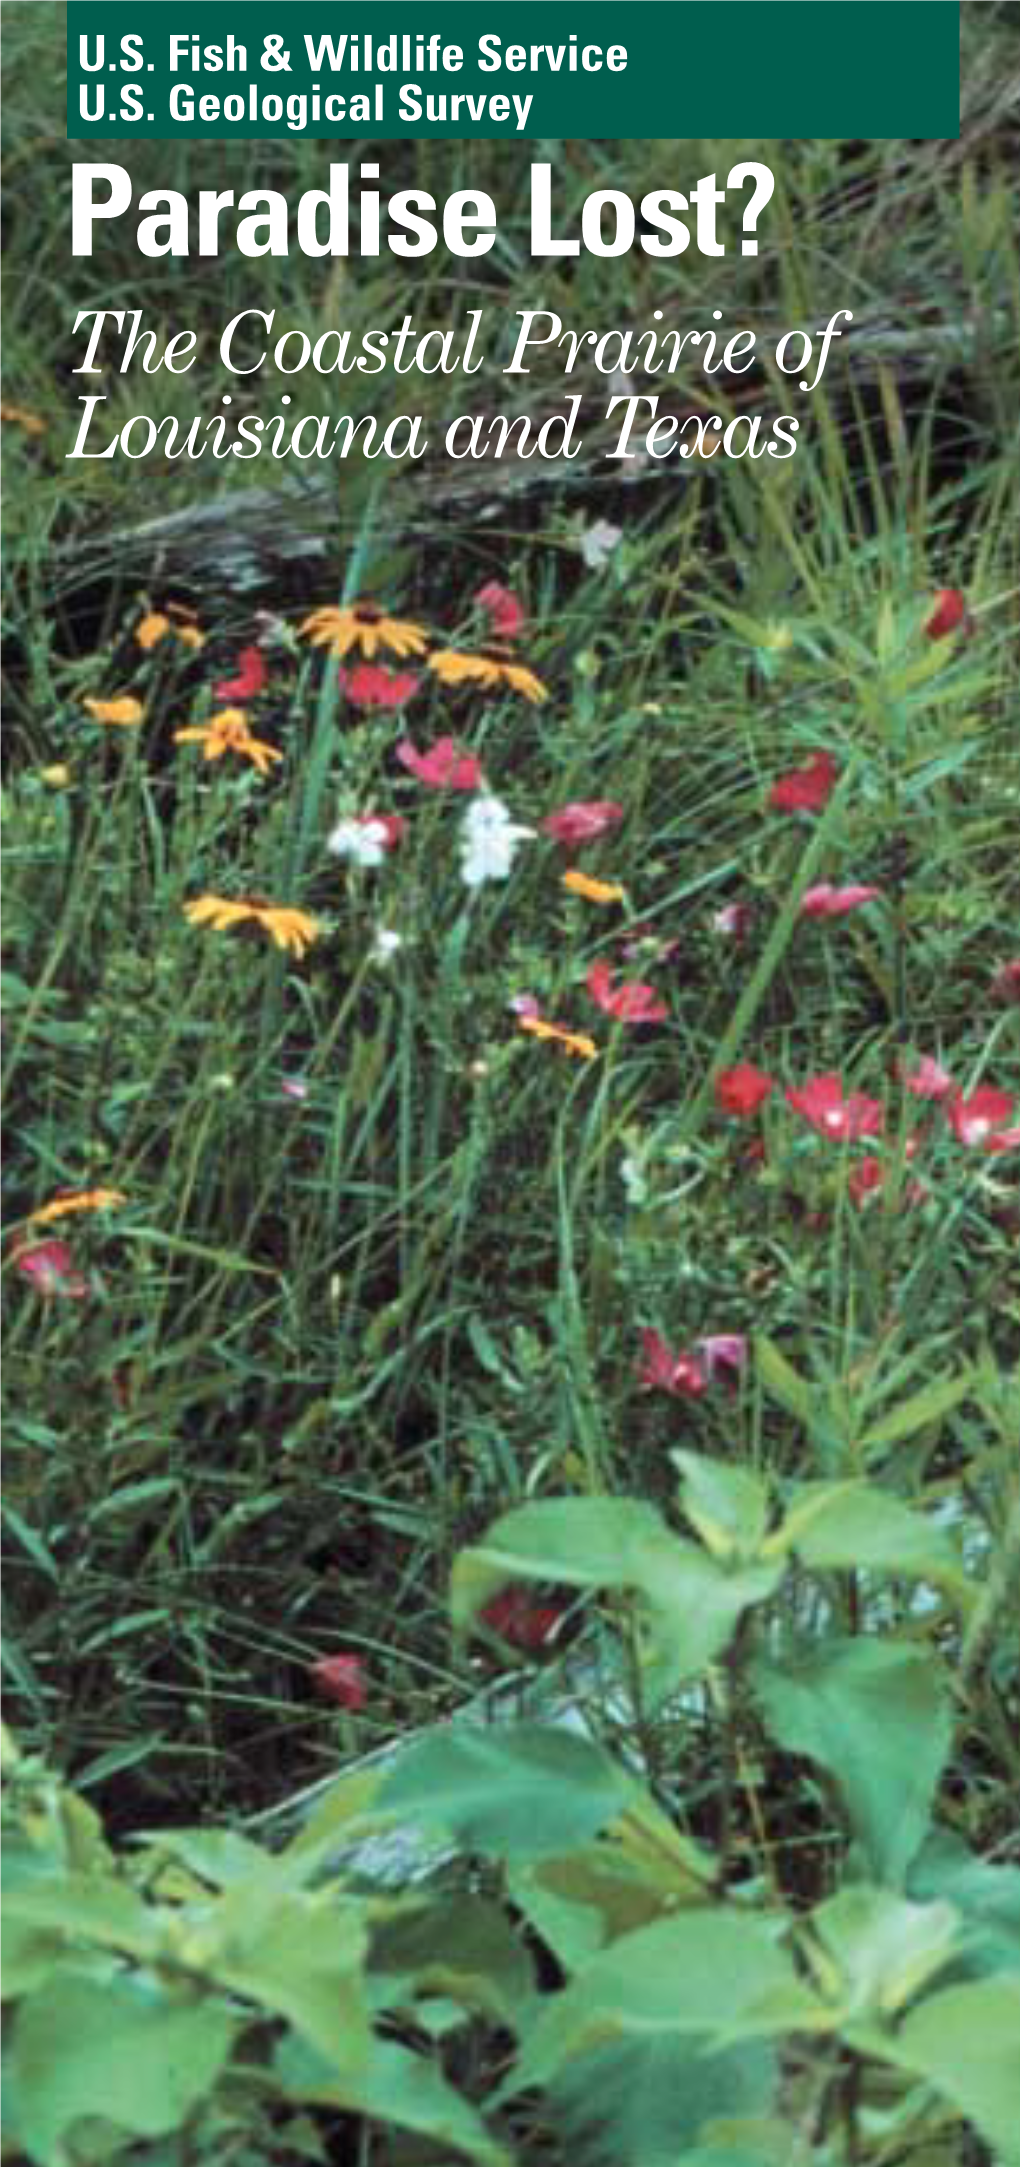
[671,1451,771,1560]
[450,1497,669,1630]
[137,1826,279,1889]
[848,1975,1020,2166]
[370,1896,536,2026]
[751,1641,952,1885]
[375,1724,637,1861]
[546,2033,777,2167]
[633,1538,783,1702]
[210,1885,371,2072]
[7,1971,238,2162]
[801,1886,962,2018]
[3,1873,163,1962]
[510,1815,715,1967]
[907,1829,1020,1971]
[769,1480,970,1602]
[277,2032,511,2167]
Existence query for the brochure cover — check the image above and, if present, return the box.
[3,5,1019,2162]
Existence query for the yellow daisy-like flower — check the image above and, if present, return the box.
[82,695,145,727]
[561,870,626,904]
[1,401,46,437]
[518,1015,599,1061]
[174,624,206,652]
[29,1187,127,1228]
[135,611,171,651]
[299,601,429,662]
[427,649,547,704]
[184,895,320,958]
[174,707,283,777]
[40,764,72,787]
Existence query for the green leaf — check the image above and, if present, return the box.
[545,2033,777,2167]
[754,1338,817,1428]
[771,1480,970,1602]
[907,1829,1020,1972]
[3,1874,163,1962]
[278,2033,511,2167]
[859,1374,972,1452]
[370,1896,536,2026]
[375,1724,637,1862]
[671,1452,771,1561]
[848,1975,1020,2166]
[751,1641,952,1885]
[6,1971,238,2163]
[801,1886,962,2018]
[210,1885,371,2074]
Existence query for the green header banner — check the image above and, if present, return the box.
[68,3,961,141]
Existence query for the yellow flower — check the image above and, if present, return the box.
[29,1187,126,1228]
[82,695,145,726]
[427,649,547,703]
[299,601,429,661]
[1,401,46,436]
[184,896,320,958]
[174,708,283,776]
[135,611,171,651]
[174,624,206,652]
[40,764,71,787]
[518,1016,599,1060]
[561,870,626,904]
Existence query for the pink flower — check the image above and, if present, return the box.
[712,901,754,941]
[13,1238,89,1299]
[847,1147,927,1210]
[280,1076,309,1101]
[991,960,1020,1006]
[396,736,482,792]
[311,1653,366,1710]
[338,661,420,711]
[948,1086,1020,1153]
[786,1073,885,1142]
[693,1334,749,1384]
[213,645,266,701]
[637,1329,709,1398]
[479,1587,566,1651]
[509,992,542,1019]
[925,588,972,641]
[799,884,882,919]
[540,800,625,849]
[901,1055,955,1101]
[586,960,668,1024]
[768,751,839,814]
[714,1063,775,1119]
[474,581,526,641]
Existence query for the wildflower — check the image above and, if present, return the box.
[135,610,171,651]
[578,518,623,571]
[712,901,753,940]
[280,1076,309,1101]
[12,1238,89,1300]
[173,707,282,776]
[518,1015,599,1061]
[509,993,542,1020]
[184,896,320,958]
[396,736,482,791]
[1,400,46,436]
[925,588,973,641]
[40,765,71,788]
[174,623,205,653]
[714,1064,775,1119]
[475,581,527,641]
[326,813,406,868]
[427,648,547,703]
[459,795,535,888]
[586,960,668,1024]
[637,1329,708,1399]
[214,646,266,701]
[694,1334,749,1384]
[82,695,144,727]
[311,1653,366,1710]
[948,1086,1020,1153]
[799,883,882,918]
[848,1146,926,1210]
[541,800,624,849]
[901,1055,955,1101]
[479,1587,567,1652]
[561,870,626,904]
[786,1073,885,1142]
[371,927,404,965]
[337,660,420,710]
[991,960,1020,1006]
[300,600,429,661]
[28,1187,126,1229]
[768,751,839,814]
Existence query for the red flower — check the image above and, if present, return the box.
[901,1055,955,1102]
[586,960,668,1024]
[799,884,882,918]
[991,960,1020,1006]
[214,645,266,701]
[948,1086,1020,1153]
[339,661,421,711]
[479,1587,566,1651]
[714,1063,775,1119]
[925,588,973,641]
[768,751,839,814]
[540,800,625,848]
[637,1329,708,1398]
[693,1334,749,1384]
[786,1073,885,1141]
[711,901,754,941]
[474,581,526,641]
[311,1653,366,1709]
[13,1237,89,1299]
[848,1146,926,1210]
[396,736,482,791]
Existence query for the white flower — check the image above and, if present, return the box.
[579,518,623,571]
[327,815,391,869]
[371,926,404,964]
[458,795,535,889]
